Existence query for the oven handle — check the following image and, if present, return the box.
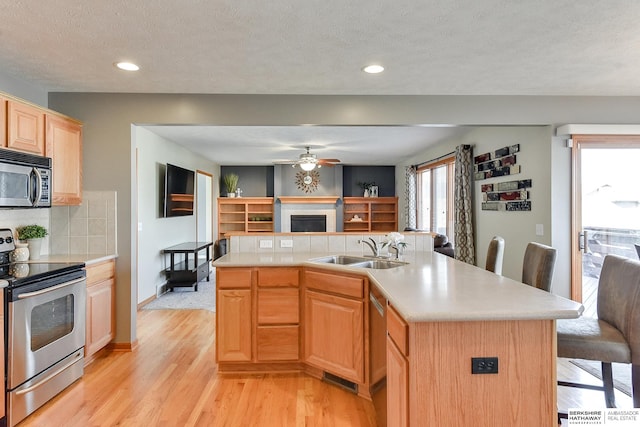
[14,350,83,396]
[17,277,85,299]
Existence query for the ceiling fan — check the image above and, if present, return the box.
[277,146,341,171]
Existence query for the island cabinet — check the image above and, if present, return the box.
[85,259,116,363]
[386,303,558,427]
[216,268,253,362]
[303,268,367,390]
[216,267,301,364]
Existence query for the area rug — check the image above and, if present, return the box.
[569,359,632,397]
[142,278,216,312]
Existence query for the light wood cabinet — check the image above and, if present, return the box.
[217,267,301,363]
[45,114,83,205]
[0,96,6,148]
[343,197,398,232]
[217,197,274,240]
[304,269,366,384]
[7,99,45,155]
[85,259,116,362]
[386,304,409,427]
[256,267,300,362]
[216,268,253,362]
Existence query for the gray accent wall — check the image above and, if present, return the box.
[46,92,640,345]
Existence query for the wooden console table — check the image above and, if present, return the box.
[163,241,213,291]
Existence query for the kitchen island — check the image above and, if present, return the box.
[213,250,582,426]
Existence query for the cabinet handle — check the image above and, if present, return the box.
[369,291,384,317]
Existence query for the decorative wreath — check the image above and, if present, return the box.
[295,170,320,193]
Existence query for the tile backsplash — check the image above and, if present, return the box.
[229,232,434,254]
[0,208,51,255]
[50,191,118,255]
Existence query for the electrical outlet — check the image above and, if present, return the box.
[259,239,273,249]
[280,239,293,248]
[471,357,499,374]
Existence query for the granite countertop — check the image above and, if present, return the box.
[213,251,583,323]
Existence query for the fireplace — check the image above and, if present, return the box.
[291,215,327,232]
[279,196,339,232]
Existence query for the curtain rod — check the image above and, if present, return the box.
[412,144,471,169]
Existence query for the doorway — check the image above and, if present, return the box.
[196,171,213,245]
[572,135,640,316]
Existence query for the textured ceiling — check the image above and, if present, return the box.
[2,1,639,95]
[2,1,638,164]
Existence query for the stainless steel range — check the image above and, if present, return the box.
[0,229,86,427]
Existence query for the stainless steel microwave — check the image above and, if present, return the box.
[0,148,51,208]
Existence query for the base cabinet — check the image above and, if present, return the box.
[303,269,366,385]
[217,289,252,362]
[85,259,116,361]
[217,267,301,364]
[387,336,408,427]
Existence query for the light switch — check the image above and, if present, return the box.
[536,224,544,236]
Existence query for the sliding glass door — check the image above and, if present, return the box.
[572,135,640,316]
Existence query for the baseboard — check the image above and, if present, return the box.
[137,294,156,310]
[108,339,139,352]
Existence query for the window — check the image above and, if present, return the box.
[417,156,455,240]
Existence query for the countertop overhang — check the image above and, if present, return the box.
[213,251,583,323]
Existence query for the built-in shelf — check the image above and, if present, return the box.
[343,197,398,232]
[218,197,274,240]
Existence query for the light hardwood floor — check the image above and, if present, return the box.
[18,309,633,426]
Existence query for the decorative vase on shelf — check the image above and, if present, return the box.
[226,192,236,198]
[364,189,370,197]
[10,242,29,262]
[27,238,43,260]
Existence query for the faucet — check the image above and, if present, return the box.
[358,237,381,257]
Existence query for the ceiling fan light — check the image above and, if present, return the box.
[300,162,316,171]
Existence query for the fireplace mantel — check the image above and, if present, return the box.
[278,196,340,204]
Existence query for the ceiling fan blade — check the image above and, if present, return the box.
[319,158,341,163]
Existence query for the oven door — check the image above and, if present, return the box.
[8,276,86,389]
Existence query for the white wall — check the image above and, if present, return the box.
[135,127,219,304]
[398,126,557,286]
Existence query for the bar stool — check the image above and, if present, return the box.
[522,242,556,292]
[557,254,640,414]
[485,236,505,275]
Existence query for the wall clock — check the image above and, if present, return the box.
[295,170,320,193]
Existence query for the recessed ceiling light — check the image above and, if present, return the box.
[115,62,140,71]
[363,64,384,74]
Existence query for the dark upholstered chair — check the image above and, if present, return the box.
[485,236,505,275]
[635,243,640,260]
[521,242,556,292]
[557,254,640,409]
[433,234,455,258]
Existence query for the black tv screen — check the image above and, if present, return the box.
[164,163,195,217]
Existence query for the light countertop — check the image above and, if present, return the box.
[36,253,118,266]
[213,251,583,323]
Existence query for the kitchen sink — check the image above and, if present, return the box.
[351,259,408,269]
[310,255,370,265]
[310,255,407,269]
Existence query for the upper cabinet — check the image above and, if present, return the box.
[46,114,83,205]
[1,92,83,206]
[6,99,45,155]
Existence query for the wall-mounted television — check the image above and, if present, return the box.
[163,163,195,217]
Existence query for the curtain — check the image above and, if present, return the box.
[404,166,417,229]
[454,145,475,264]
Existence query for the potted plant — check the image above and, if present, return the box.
[357,181,376,197]
[223,173,239,197]
[17,224,48,260]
